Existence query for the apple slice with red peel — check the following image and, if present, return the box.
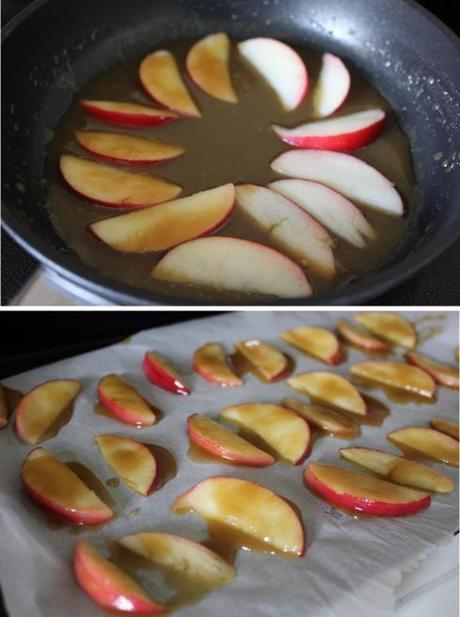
[75,131,184,165]
[193,343,242,387]
[220,403,311,465]
[74,539,165,615]
[0,385,9,429]
[172,476,305,556]
[271,149,404,216]
[90,184,235,253]
[188,414,275,466]
[80,100,179,126]
[152,236,312,298]
[355,312,416,349]
[238,38,308,111]
[312,53,350,117]
[235,184,335,280]
[143,352,190,395]
[305,462,430,516]
[186,33,237,103]
[15,379,81,444]
[22,448,113,524]
[406,352,459,389]
[236,340,288,381]
[98,374,157,427]
[350,362,436,399]
[340,447,453,493]
[140,50,200,117]
[93,435,158,495]
[119,532,235,588]
[283,398,359,439]
[270,179,375,248]
[288,372,367,416]
[430,418,459,441]
[60,155,181,208]
[281,326,342,365]
[388,427,459,467]
[337,319,388,352]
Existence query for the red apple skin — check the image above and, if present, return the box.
[304,465,431,516]
[336,320,388,352]
[97,378,156,427]
[80,100,178,127]
[142,352,191,396]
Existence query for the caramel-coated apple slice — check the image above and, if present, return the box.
[236,340,288,382]
[387,427,459,467]
[406,352,459,389]
[0,385,8,429]
[74,539,165,615]
[15,379,81,444]
[22,448,113,524]
[305,462,430,515]
[220,403,311,465]
[172,477,305,556]
[281,326,342,365]
[193,343,242,387]
[340,447,453,493]
[60,155,181,208]
[98,374,157,427]
[80,100,179,126]
[186,32,237,103]
[283,398,359,439]
[350,361,436,399]
[288,372,367,416]
[336,319,388,352]
[312,53,350,117]
[188,414,274,466]
[143,351,190,395]
[119,532,235,588]
[90,184,235,253]
[430,417,459,441]
[355,312,416,349]
[140,50,200,117]
[93,435,158,495]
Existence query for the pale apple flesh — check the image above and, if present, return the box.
[288,372,367,415]
[430,417,460,441]
[283,398,359,439]
[305,462,430,516]
[336,319,388,352]
[0,385,8,429]
[15,379,81,444]
[22,448,113,524]
[406,352,459,389]
[98,374,157,427]
[143,352,191,395]
[387,427,459,467]
[355,312,416,349]
[281,326,342,365]
[312,53,350,117]
[236,340,288,381]
[80,100,179,126]
[193,342,242,387]
[350,362,436,399]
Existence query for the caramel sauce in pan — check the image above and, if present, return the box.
[46,38,415,302]
[352,375,436,405]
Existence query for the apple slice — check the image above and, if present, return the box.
[188,414,274,466]
[80,100,178,126]
[281,326,342,365]
[74,539,165,615]
[430,418,459,441]
[406,352,459,389]
[22,448,113,524]
[238,38,308,110]
[271,149,404,216]
[355,312,416,349]
[350,362,436,399]
[283,398,359,439]
[312,53,350,117]
[388,427,459,467]
[172,477,305,556]
[152,236,312,298]
[186,32,237,103]
[270,179,375,248]
[93,435,157,495]
[336,319,388,352]
[60,155,181,208]
[235,184,335,279]
[119,532,235,588]
[140,50,200,117]
[340,447,453,493]
[288,372,367,415]
[98,374,157,427]
[0,385,8,429]
[15,379,81,444]
[193,343,242,387]
[143,352,190,395]
[90,184,234,253]
[236,340,288,381]
[75,131,184,165]
[220,403,311,465]
[305,462,430,516]
[273,109,386,152]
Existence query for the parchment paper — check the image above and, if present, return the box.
[0,311,458,617]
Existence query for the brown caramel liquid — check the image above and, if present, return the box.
[45,38,415,302]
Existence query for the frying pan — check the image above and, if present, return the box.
[2,0,460,306]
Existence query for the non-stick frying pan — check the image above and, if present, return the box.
[2,0,460,306]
